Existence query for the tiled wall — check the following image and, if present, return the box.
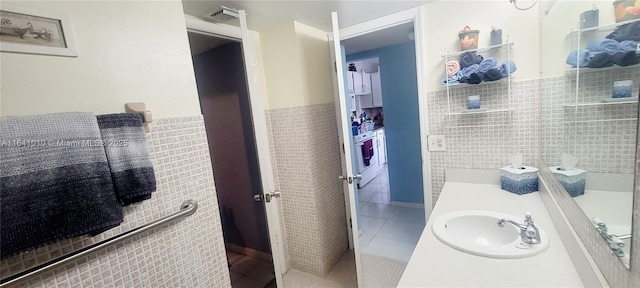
[0,116,230,288]
[540,67,640,174]
[266,103,348,276]
[427,79,540,203]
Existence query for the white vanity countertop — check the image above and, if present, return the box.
[398,182,584,287]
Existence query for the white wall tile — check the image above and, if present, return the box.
[0,116,230,288]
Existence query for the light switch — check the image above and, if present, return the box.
[428,135,446,151]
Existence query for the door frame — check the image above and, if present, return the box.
[184,13,287,284]
[332,6,433,234]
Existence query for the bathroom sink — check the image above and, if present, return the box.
[431,210,550,259]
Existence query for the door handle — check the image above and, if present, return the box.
[265,190,281,203]
[339,174,362,184]
[255,190,281,203]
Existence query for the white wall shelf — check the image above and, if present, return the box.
[566,18,640,38]
[441,42,514,58]
[563,99,638,107]
[443,37,514,128]
[564,20,639,123]
[564,118,638,124]
[442,77,512,88]
[566,63,640,75]
[445,108,513,116]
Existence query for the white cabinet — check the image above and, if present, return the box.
[347,71,372,95]
[358,71,382,108]
[347,71,356,94]
[376,129,387,165]
[361,73,372,95]
[371,71,383,107]
[349,94,356,112]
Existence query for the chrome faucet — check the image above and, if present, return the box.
[497,212,542,245]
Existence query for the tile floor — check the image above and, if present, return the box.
[357,166,426,263]
[227,250,275,288]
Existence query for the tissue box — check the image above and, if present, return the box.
[500,166,539,195]
[549,166,587,197]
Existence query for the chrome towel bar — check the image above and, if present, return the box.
[0,200,198,287]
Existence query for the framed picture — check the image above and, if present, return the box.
[0,3,77,57]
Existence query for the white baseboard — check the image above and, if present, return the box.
[225,243,272,262]
[390,201,425,209]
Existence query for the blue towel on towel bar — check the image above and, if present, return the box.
[96,113,156,206]
[0,112,124,259]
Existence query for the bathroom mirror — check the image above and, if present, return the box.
[538,0,639,278]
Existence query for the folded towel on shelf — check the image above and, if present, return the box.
[0,112,123,259]
[446,60,461,77]
[611,51,640,67]
[566,49,591,68]
[461,72,485,85]
[586,39,620,55]
[459,52,483,68]
[461,64,480,78]
[441,71,463,85]
[619,40,639,52]
[498,60,517,78]
[478,57,497,73]
[483,69,503,81]
[96,113,156,206]
[587,52,614,68]
[606,22,640,42]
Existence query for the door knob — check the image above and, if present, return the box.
[265,190,281,203]
[338,174,362,184]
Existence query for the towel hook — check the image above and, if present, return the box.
[125,102,152,133]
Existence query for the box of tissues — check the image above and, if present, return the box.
[499,154,539,195]
[549,166,587,197]
[550,154,586,197]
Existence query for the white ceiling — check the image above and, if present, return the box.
[342,21,413,55]
[181,1,433,33]
[181,1,431,60]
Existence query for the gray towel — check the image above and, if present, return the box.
[96,113,156,205]
[0,112,124,259]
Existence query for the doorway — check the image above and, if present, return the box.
[330,7,431,288]
[187,31,276,288]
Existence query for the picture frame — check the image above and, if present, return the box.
[0,3,77,57]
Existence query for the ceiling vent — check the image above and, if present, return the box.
[205,6,239,22]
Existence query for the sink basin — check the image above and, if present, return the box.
[431,210,550,258]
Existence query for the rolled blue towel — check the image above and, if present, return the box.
[499,60,517,77]
[611,51,640,67]
[459,52,483,68]
[484,68,503,81]
[461,64,479,78]
[619,40,639,52]
[465,72,484,84]
[566,49,591,68]
[478,57,497,73]
[586,39,620,55]
[587,52,613,68]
